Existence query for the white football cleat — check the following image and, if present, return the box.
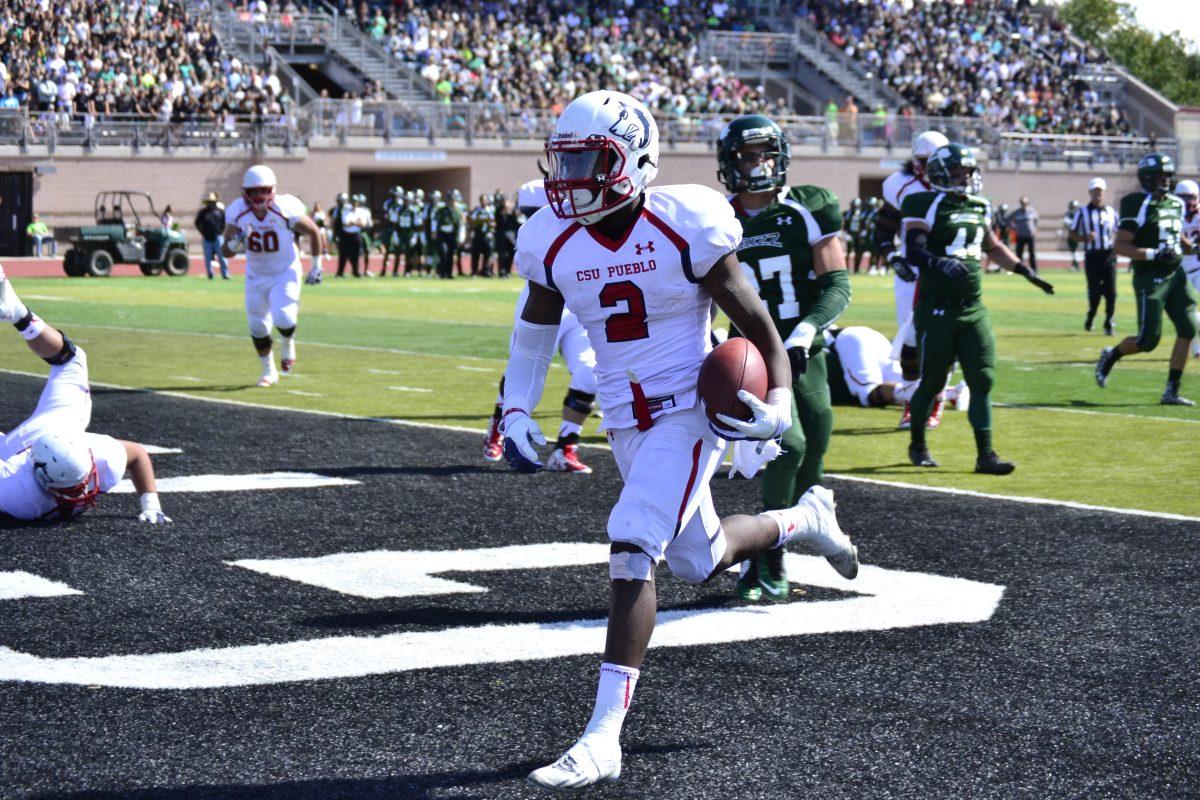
[0,263,29,323]
[795,486,858,580]
[256,370,279,388]
[528,738,621,793]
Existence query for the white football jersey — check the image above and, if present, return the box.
[517,185,741,429]
[225,194,306,276]
[0,433,127,521]
[1183,209,1200,272]
[517,179,548,212]
[882,170,930,212]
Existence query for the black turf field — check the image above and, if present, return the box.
[2,372,1199,799]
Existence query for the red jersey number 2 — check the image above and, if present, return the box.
[599,280,649,343]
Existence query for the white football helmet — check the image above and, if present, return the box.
[544,90,659,224]
[1176,179,1199,212]
[242,164,277,212]
[912,131,950,179]
[31,433,100,514]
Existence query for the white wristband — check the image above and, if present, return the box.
[139,492,162,513]
[784,321,817,350]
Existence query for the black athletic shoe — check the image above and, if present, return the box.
[1160,388,1196,406]
[1104,320,1115,336]
[908,444,938,467]
[1095,347,1114,388]
[1084,315,1094,332]
[975,452,1016,475]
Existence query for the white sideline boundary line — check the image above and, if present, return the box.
[2,367,1197,524]
[993,402,1200,424]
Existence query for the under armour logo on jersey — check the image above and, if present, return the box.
[776,216,792,226]
[634,241,655,255]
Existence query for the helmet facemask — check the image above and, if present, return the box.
[544,136,635,224]
[33,447,100,517]
[243,185,275,214]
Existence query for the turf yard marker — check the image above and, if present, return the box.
[108,472,360,494]
[0,550,1003,688]
[456,365,494,373]
[286,390,323,397]
[170,375,204,383]
[388,385,433,393]
[0,571,82,601]
[142,445,183,455]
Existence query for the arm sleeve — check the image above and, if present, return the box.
[874,203,900,247]
[800,269,851,333]
[1118,194,1142,233]
[501,318,560,414]
[904,226,935,269]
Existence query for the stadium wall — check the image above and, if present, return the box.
[1,140,1162,249]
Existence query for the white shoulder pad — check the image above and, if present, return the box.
[515,206,574,290]
[517,180,548,211]
[881,172,909,210]
[223,197,247,227]
[644,184,742,280]
[84,433,128,492]
[275,194,307,224]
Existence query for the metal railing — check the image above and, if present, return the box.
[0,109,306,153]
[996,131,1177,167]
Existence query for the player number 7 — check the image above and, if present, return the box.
[740,255,799,319]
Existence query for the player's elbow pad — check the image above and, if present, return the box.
[503,319,559,412]
[904,228,934,269]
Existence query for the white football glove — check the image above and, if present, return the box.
[728,438,783,479]
[713,388,793,441]
[500,408,546,473]
[137,493,172,524]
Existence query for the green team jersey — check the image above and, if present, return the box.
[1118,191,1184,276]
[900,190,992,301]
[732,185,843,351]
[846,209,864,236]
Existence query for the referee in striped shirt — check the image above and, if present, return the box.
[1070,177,1119,335]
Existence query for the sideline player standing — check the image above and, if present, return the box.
[222,165,324,387]
[1062,199,1082,272]
[1175,179,1200,358]
[901,144,1055,473]
[1095,154,1197,404]
[504,91,858,791]
[0,266,171,523]
[716,114,853,603]
[878,131,950,429]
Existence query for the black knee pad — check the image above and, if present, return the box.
[564,388,596,415]
[43,334,77,366]
[276,326,296,339]
[252,334,273,351]
[900,344,920,381]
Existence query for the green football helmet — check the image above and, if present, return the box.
[717,114,790,193]
[850,197,862,210]
[1137,153,1176,195]
[926,143,983,195]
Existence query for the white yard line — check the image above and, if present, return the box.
[993,402,1200,424]
[456,365,495,373]
[170,375,204,383]
[286,390,323,397]
[388,385,433,393]
[3,367,1196,522]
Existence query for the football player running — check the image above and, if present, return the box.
[1173,179,1200,359]
[506,91,858,792]
[717,114,853,603]
[222,165,324,387]
[879,131,951,429]
[901,143,1054,473]
[0,266,170,523]
[1096,154,1198,404]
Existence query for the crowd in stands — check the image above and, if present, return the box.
[0,0,295,123]
[343,0,789,118]
[796,0,1133,137]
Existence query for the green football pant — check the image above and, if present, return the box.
[761,350,832,511]
[1133,267,1198,351]
[910,301,995,455]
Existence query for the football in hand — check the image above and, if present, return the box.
[698,338,768,431]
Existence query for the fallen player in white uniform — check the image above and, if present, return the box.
[0,266,170,523]
[825,325,968,410]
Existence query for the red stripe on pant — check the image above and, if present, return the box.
[672,439,704,539]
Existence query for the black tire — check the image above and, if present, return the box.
[87,249,114,278]
[63,248,86,277]
[139,262,163,276]
[164,248,190,276]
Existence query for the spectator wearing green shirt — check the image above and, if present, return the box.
[26,214,54,257]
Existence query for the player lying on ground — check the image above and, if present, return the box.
[0,266,170,523]
[824,325,968,411]
[501,91,858,792]
[222,165,325,388]
[901,143,1055,475]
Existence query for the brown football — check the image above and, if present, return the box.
[698,337,769,431]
